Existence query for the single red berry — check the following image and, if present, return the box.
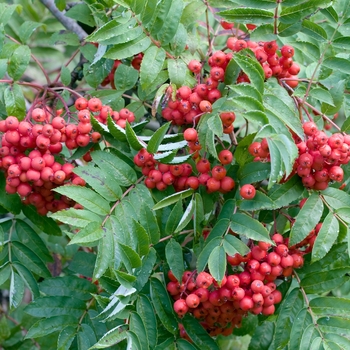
[240,184,256,199]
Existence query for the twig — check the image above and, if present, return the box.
[39,0,88,42]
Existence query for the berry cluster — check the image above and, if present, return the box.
[161,40,300,126]
[168,233,305,338]
[249,122,349,190]
[75,97,135,129]
[293,122,348,190]
[161,52,233,126]
[0,96,132,215]
[133,146,235,193]
[0,112,88,214]
[227,39,300,86]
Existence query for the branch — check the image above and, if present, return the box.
[39,0,88,42]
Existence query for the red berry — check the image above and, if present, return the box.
[184,128,198,142]
[240,184,256,199]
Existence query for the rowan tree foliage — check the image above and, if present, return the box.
[1,0,350,349]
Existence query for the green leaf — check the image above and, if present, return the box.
[39,275,97,300]
[289,193,324,247]
[238,190,276,211]
[271,288,304,350]
[114,270,136,288]
[310,296,350,317]
[152,189,193,210]
[177,339,198,350]
[136,295,157,349]
[12,241,51,278]
[16,220,52,262]
[22,205,61,236]
[140,46,166,90]
[292,41,320,61]
[9,271,24,309]
[74,164,122,202]
[218,8,274,25]
[0,263,11,286]
[13,262,40,299]
[150,277,178,334]
[264,93,303,138]
[139,204,160,245]
[7,45,31,81]
[154,0,183,45]
[332,36,350,50]
[116,242,142,272]
[0,58,7,79]
[68,222,104,246]
[125,122,144,151]
[279,0,332,24]
[175,198,194,233]
[299,324,319,350]
[89,325,128,349]
[140,0,158,26]
[0,4,20,26]
[249,321,274,350]
[114,64,139,91]
[267,134,299,188]
[25,296,86,318]
[58,326,77,350]
[181,314,220,350]
[60,66,71,86]
[165,199,183,236]
[54,185,110,216]
[132,220,150,256]
[168,59,187,87]
[226,0,277,9]
[321,80,345,115]
[309,88,335,106]
[301,19,327,40]
[207,115,223,137]
[165,239,184,283]
[134,248,157,291]
[230,213,273,243]
[299,244,350,293]
[107,116,127,142]
[335,207,350,223]
[19,21,44,43]
[86,18,134,43]
[79,324,97,349]
[322,57,350,74]
[208,245,226,285]
[84,59,114,89]
[322,187,350,209]
[320,6,338,22]
[93,228,114,280]
[324,333,350,349]
[318,316,350,335]
[250,24,276,42]
[232,51,265,92]
[147,122,171,154]
[268,175,304,208]
[92,150,137,187]
[4,83,26,119]
[0,175,22,213]
[104,34,151,60]
[223,234,250,257]
[50,208,102,228]
[289,308,313,350]
[181,1,206,28]
[197,237,221,272]
[129,312,148,349]
[312,212,339,262]
[205,218,230,243]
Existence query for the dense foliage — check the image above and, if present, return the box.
[1,0,350,349]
